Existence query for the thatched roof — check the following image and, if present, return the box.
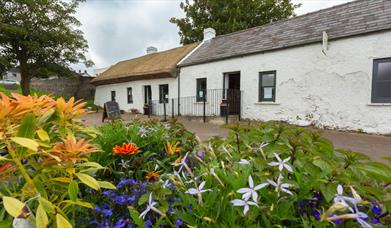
[91,43,197,86]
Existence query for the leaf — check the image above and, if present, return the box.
[68,181,79,201]
[75,173,100,190]
[37,129,50,142]
[38,197,55,215]
[313,159,332,175]
[61,200,93,209]
[36,204,48,228]
[17,114,36,138]
[320,183,336,203]
[56,214,72,228]
[10,137,39,152]
[50,177,71,183]
[77,162,103,169]
[128,207,145,227]
[2,197,28,218]
[98,181,116,190]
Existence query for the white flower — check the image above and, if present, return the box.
[267,174,293,197]
[138,127,148,137]
[139,193,162,219]
[237,175,269,202]
[334,185,361,213]
[238,159,250,165]
[267,153,293,173]
[185,181,211,195]
[172,151,190,173]
[118,159,130,169]
[230,199,259,215]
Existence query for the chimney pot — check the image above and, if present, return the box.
[146,46,158,54]
[203,28,216,41]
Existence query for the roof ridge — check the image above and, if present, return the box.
[213,0,360,40]
[115,43,197,65]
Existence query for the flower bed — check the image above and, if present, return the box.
[1,93,390,227]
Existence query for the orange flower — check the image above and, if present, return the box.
[46,137,99,164]
[145,171,160,182]
[113,143,140,156]
[164,141,182,156]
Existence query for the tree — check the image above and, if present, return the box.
[170,0,301,44]
[0,0,92,95]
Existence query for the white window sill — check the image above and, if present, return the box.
[367,103,391,106]
[254,102,280,105]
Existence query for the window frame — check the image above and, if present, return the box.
[371,58,391,103]
[159,84,169,103]
[196,78,207,102]
[258,71,276,102]
[127,87,133,104]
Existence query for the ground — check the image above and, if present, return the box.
[82,111,391,163]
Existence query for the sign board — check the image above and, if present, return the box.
[102,101,121,122]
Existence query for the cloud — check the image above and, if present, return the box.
[73,0,354,72]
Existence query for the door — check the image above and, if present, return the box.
[226,73,241,115]
[144,85,152,104]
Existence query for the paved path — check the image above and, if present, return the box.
[82,112,390,163]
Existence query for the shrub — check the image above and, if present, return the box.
[0,93,113,227]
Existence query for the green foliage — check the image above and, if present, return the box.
[0,0,92,95]
[170,0,300,44]
[173,121,391,226]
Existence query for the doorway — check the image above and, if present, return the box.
[144,85,152,104]
[223,72,241,115]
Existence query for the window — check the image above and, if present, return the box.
[259,71,276,102]
[111,91,116,102]
[127,87,133,104]
[372,58,391,103]
[196,78,207,102]
[159,84,169,103]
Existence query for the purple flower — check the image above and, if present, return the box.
[103,209,112,217]
[145,219,153,228]
[370,218,379,224]
[176,219,184,227]
[94,205,101,212]
[372,205,382,216]
[311,211,321,220]
[115,196,127,205]
[127,195,136,204]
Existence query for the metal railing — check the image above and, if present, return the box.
[149,89,243,123]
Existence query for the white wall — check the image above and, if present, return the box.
[3,71,21,82]
[179,31,391,134]
[94,77,177,113]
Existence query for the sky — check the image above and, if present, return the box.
[74,0,354,73]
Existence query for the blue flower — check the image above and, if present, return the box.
[94,205,101,212]
[370,218,379,224]
[115,196,127,205]
[311,211,321,220]
[176,219,184,227]
[145,219,153,228]
[103,209,112,217]
[372,205,382,216]
[127,195,136,204]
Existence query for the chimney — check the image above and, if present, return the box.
[146,46,158,54]
[203,28,216,41]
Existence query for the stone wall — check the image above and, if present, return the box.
[31,76,95,100]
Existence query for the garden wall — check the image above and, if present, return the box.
[31,76,95,99]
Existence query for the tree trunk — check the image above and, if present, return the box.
[20,62,30,95]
